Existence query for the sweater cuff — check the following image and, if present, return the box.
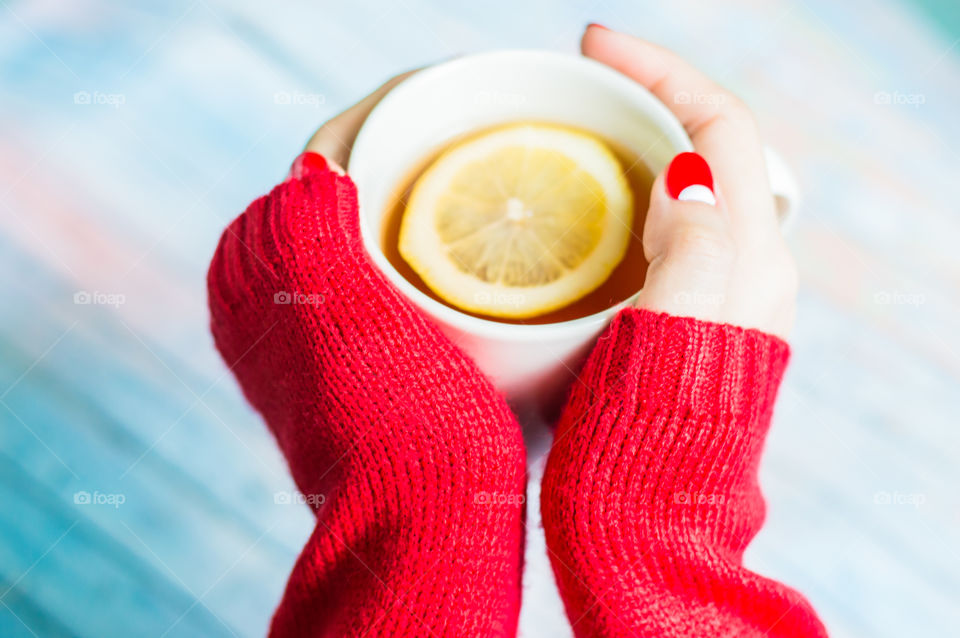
[581,307,790,433]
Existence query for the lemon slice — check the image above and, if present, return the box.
[399,123,633,319]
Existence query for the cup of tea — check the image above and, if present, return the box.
[349,50,798,416]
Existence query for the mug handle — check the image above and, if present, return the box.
[764,146,800,232]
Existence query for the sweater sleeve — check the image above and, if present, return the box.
[540,307,829,637]
[208,152,527,637]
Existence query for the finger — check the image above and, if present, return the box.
[635,153,734,322]
[581,26,777,239]
[305,70,418,169]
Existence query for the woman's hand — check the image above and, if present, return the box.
[583,25,797,339]
[302,70,416,172]
[211,63,528,636]
[539,33,826,638]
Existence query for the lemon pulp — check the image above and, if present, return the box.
[399,123,633,319]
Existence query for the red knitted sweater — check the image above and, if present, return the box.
[207,153,828,637]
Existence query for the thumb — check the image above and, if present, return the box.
[305,70,418,171]
[634,152,735,322]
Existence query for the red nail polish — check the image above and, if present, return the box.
[287,151,329,181]
[300,152,329,173]
[587,22,609,31]
[665,152,716,205]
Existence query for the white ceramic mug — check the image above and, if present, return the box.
[349,50,798,416]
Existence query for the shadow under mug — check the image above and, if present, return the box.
[349,50,799,418]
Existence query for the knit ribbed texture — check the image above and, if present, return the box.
[209,152,828,638]
[207,158,526,637]
[540,308,828,637]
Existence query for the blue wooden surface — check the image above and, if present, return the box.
[1,0,958,636]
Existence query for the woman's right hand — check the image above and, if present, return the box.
[583,25,798,339]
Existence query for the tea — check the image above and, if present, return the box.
[380,122,653,324]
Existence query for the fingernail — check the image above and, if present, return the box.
[586,22,609,31]
[287,151,329,181]
[665,152,716,206]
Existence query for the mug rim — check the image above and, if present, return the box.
[350,49,692,342]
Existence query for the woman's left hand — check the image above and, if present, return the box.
[301,70,416,173]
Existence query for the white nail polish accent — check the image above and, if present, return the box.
[677,184,716,206]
